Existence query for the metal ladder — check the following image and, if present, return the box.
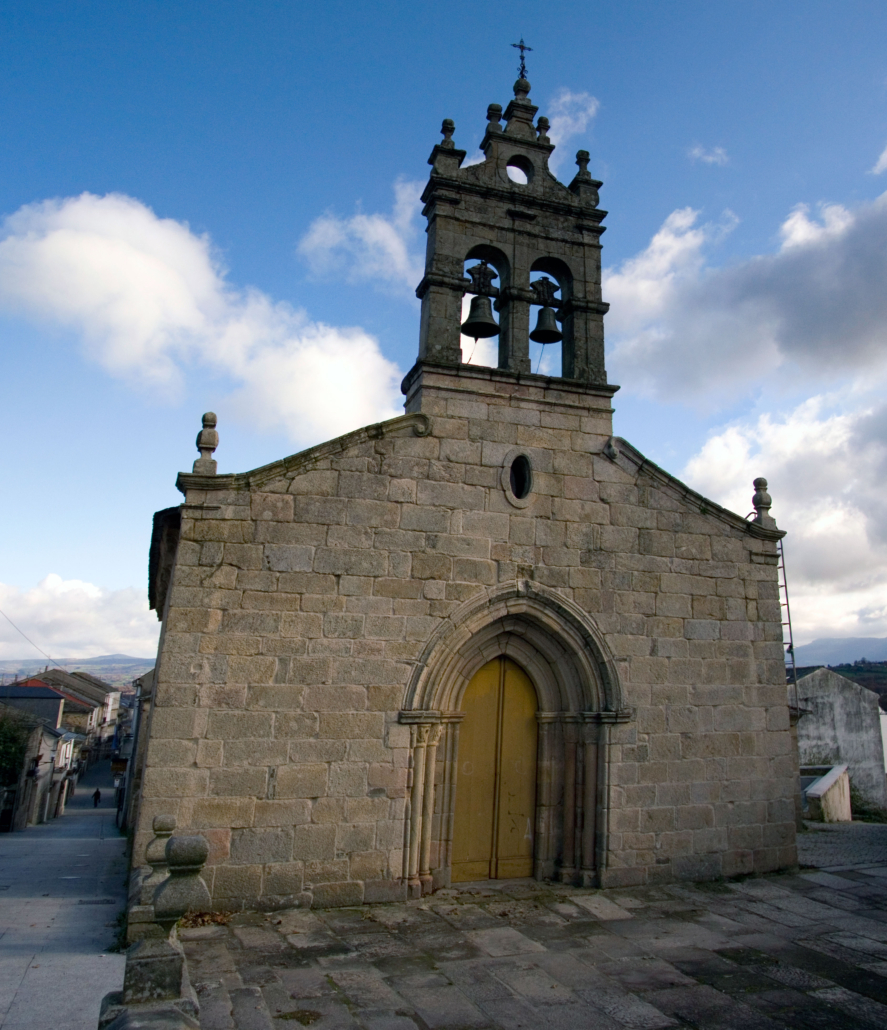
[778,538,799,711]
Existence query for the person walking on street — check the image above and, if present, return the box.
[92,788,101,808]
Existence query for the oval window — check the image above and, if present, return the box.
[509,455,532,499]
[506,156,533,185]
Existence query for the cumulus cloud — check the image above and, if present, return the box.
[0,193,402,446]
[0,575,160,661]
[681,394,887,642]
[689,145,729,166]
[546,90,600,175]
[296,178,425,293]
[870,142,887,175]
[605,192,887,404]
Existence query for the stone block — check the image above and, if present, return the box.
[685,620,720,640]
[251,493,294,521]
[295,496,348,524]
[253,800,311,826]
[206,711,273,740]
[230,827,294,865]
[277,614,323,641]
[208,767,268,797]
[223,739,288,766]
[226,655,276,684]
[314,548,387,576]
[264,545,314,572]
[143,768,209,799]
[276,764,328,798]
[263,862,304,897]
[212,863,262,900]
[328,763,368,797]
[293,824,337,861]
[190,799,255,829]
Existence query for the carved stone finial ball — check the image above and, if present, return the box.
[153,814,176,834]
[202,412,217,428]
[753,477,768,491]
[514,77,531,97]
[165,834,209,873]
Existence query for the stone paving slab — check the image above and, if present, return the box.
[181,837,887,1030]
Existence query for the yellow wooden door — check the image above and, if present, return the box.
[451,657,537,882]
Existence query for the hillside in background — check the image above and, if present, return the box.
[793,637,887,666]
[0,653,154,689]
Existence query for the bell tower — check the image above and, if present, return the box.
[403,70,610,407]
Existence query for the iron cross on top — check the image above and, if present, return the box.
[511,38,532,79]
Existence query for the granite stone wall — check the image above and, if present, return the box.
[134,365,797,909]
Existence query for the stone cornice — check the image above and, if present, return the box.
[612,437,786,542]
[400,360,619,404]
[175,412,432,497]
[421,175,603,223]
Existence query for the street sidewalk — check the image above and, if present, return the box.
[0,760,127,1030]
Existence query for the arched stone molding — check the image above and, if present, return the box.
[403,579,624,715]
[398,580,630,896]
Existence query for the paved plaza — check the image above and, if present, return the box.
[178,823,887,1030]
[0,761,127,1030]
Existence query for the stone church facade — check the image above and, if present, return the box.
[135,75,797,910]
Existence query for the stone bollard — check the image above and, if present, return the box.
[99,834,210,1030]
[127,815,177,944]
[153,835,212,933]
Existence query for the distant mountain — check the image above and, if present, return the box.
[0,654,155,689]
[793,637,887,667]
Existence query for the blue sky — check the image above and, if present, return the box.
[2,0,887,658]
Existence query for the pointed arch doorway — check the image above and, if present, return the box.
[451,657,538,881]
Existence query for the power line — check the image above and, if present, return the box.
[0,606,68,670]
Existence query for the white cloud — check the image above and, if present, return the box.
[0,575,160,661]
[778,201,853,248]
[0,193,403,446]
[681,394,887,643]
[870,142,887,175]
[296,178,425,293]
[546,90,600,175]
[605,192,887,404]
[689,145,729,166]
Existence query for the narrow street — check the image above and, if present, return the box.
[0,760,127,1030]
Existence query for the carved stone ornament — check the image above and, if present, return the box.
[466,261,498,296]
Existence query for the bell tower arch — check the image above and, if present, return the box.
[408,73,609,389]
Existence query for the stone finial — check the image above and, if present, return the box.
[569,151,600,207]
[192,412,218,474]
[752,477,776,527]
[536,117,550,144]
[140,814,177,904]
[486,104,503,132]
[153,835,211,934]
[513,77,531,100]
[440,119,455,149]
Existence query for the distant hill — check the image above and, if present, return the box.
[793,637,887,666]
[0,653,155,689]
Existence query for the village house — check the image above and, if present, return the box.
[0,700,77,830]
[22,669,121,762]
[133,72,796,910]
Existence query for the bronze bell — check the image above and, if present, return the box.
[460,295,500,340]
[530,305,563,344]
